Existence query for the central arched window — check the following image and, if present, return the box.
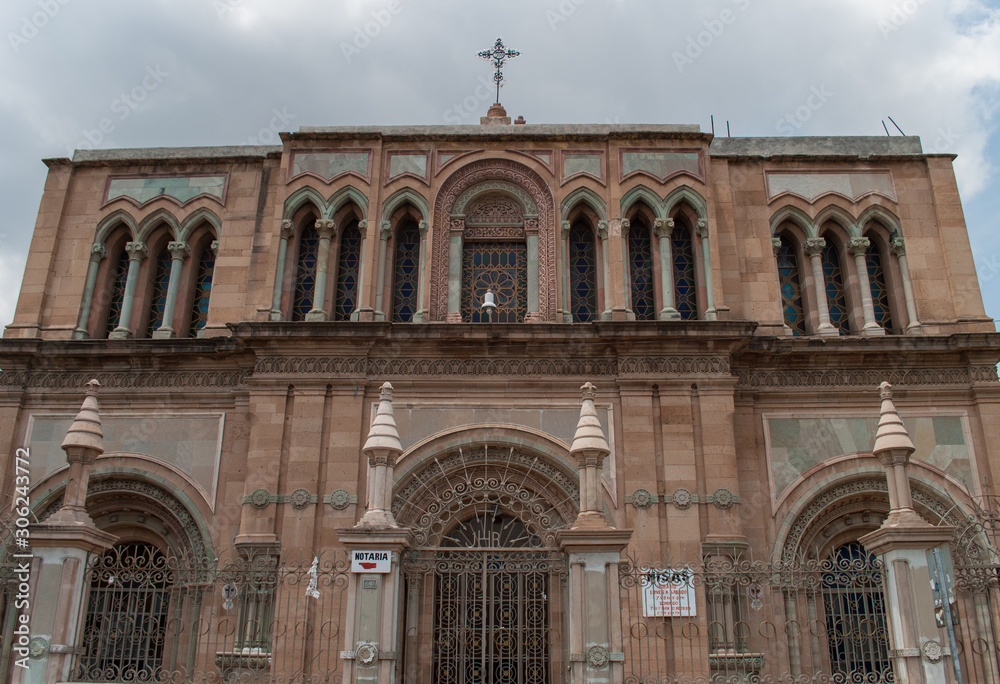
[866,242,894,333]
[822,241,849,335]
[462,242,528,322]
[568,222,597,322]
[672,222,697,320]
[189,246,215,336]
[145,247,172,337]
[292,223,319,321]
[627,220,655,321]
[105,249,130,338]
[334,221,363,321]
[392,223,421,322]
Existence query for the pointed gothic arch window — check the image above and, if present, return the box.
[145,247,172,338]
[334,220,363,321]
[822,240,849,335]
[775,234,806,335]
[188,245,215,336]
[866,241,894,333]
[104,248,130,339]
[627,219,655,321]
[568,222,597,322]
[291,223,319,322]
[392,222,420,322]
[671,222,697,320]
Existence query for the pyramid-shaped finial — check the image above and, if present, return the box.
[61,379,104,456]
[571,382,609,456]
[363,381,402,456]
[873,381,915,457]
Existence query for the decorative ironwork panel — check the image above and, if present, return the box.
[145,248,171,337]
[822,241,849,334]
[672,225,697,320]
[628,222,655,321]
[334,222,362,321]
[292,224,319,321]
[776,237,807,335]
[461,242,527,323]
[866,243,895,332]
[105,249,130,337]
[569,223,597,322]
[188,246,215,336]
[392,224,421,322]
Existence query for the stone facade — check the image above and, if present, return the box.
[1,112,998,683]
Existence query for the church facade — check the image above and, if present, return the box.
[1,106,999,684]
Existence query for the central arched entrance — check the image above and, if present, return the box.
[396,444,576,684]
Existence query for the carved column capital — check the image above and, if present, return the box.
[450,216,465,234]
[378,220,393,240]
[804,237,827,257]
[772,237,783,255]
[280,219,295,240]
[315,218,336,240]
[417,220,429,237]
[167,241,190,260]
[620,218,630,232]
[524,217,539,235]
[891,236,906,257]
[848,236,871,256]
[210,240,219,255]
[561,220,571,238]
[357,219,367,232]
[124,242,147,262]
[653,218,675,239]
[89,244,108,263]
[696,218,709,239]
[597,220,608,240]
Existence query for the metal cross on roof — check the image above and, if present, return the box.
[478,37,520,105]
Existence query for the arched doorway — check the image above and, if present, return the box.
[396,444,576,684]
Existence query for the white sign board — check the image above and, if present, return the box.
[642,568,697,617]
[351,550,392,573]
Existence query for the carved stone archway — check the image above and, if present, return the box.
[430,159,556,321]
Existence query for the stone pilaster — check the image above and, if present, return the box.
[152,241,190,339]
[413,220,429,322]
[73,244,107,340]
[108,242,147,339]
[445,217,464,322]
[697,218,717,320]
[891,236,922,334]
[849,236,885,336]
[372,220,392,322]
[306,219,336,321]
[561,220,574,323]
[654,218,680,320]
[269,220,295,321]
[805,237,838,336]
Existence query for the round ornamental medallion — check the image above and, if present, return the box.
[673,488,693,510]
[922,640,943,663]
[587,645,609,669]
[28,637,48,658]
[329,489,351,510]
[356,642,379,666]
[249,489,270,510]
[290,489,311,509]
[632,489,654,510]
[713,489,734,510]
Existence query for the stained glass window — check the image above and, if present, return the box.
[334,222,362,321]
[105,249,130,338]
[189,247,215,337]
[145,248,172,337]
[866,242,894,332]
[392,224,420,322]
[569,223,597,322]
[292,224,319,321]
[672,224,697,320]
[461,242,527,323]
[776,237,806,335]
[628,221,654,321]
[822,241,849,335]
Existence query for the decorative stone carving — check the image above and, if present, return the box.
[453,180,537,216]
[772,237,783,255]
[289,489,312,509]
[597,220,608,240]
[921,640,943,663]
[280,219,295,239]
[327,489,353,510]
[167,241,191,260]
[804,237,827,257]
[14,370,249,390]
[463,225,525,240]
[696,218,709,239]
[587,645,610,669]
[736,367,974,389]
[848,236,871,256]
[355,642,379,666]
[630,489,655,510]
[653,218,674,238]
[90,244,108,263]
[125,242,148,261]
[673,488,693,510]
[464,194,524,225]
[891,236,906,257]
[249,489,271,509]
[712,489,735,509]
[28,637,48,658]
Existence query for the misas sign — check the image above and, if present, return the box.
[642,568,697,617]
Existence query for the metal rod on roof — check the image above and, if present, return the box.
[888,116,906,136]
[726,121,731,137]
[882,120,891,136]
[711,115,715,135]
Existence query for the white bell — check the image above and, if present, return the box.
[481,290,497,311]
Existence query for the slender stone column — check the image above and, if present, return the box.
[620,218,634,319]
[73,244,107,340]
[446,217,464,322]
[152,241,190,339]
[269,220,295,321]
[372,220,392,322]
[24,381,118,684]
[805,237,838,336]
[525,217,541,322]
[697,219,718,320]
[561,221,573,322]
[654,218,680,320]
[598,221,612,321]
[352,220,372,321]
[109,242,147,339]
[859,382,954,684]
[772,237,793,335]
[849,237,885,336]
[891,237,922,334]
[413,220,429,322]
[307,219,336,321]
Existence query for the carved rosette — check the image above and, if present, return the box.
[431,159,555,320]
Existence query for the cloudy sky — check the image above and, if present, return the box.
[1,0,998,329]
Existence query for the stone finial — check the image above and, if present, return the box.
[363,382,402,456]
[571,383,609,457]
[61,380,104,456]
[873,381,915,458]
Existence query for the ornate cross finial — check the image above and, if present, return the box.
[478,37,520,104]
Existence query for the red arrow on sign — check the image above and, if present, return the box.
[359,562,377,570]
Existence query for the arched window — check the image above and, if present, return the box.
[672,223,697,320]
[188,246,215,336]
[78,542,171,682]
[627,220,655,321]
[569,222,597,322]
[292,223,319,322]
[866,242,894,333]
[145,247,171,338]
[462,242,528,323]
[334,221,363,321]
[105,249,130,339]
[775,235,806,335]
[822,241,849,335]
[392,223,420,322]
